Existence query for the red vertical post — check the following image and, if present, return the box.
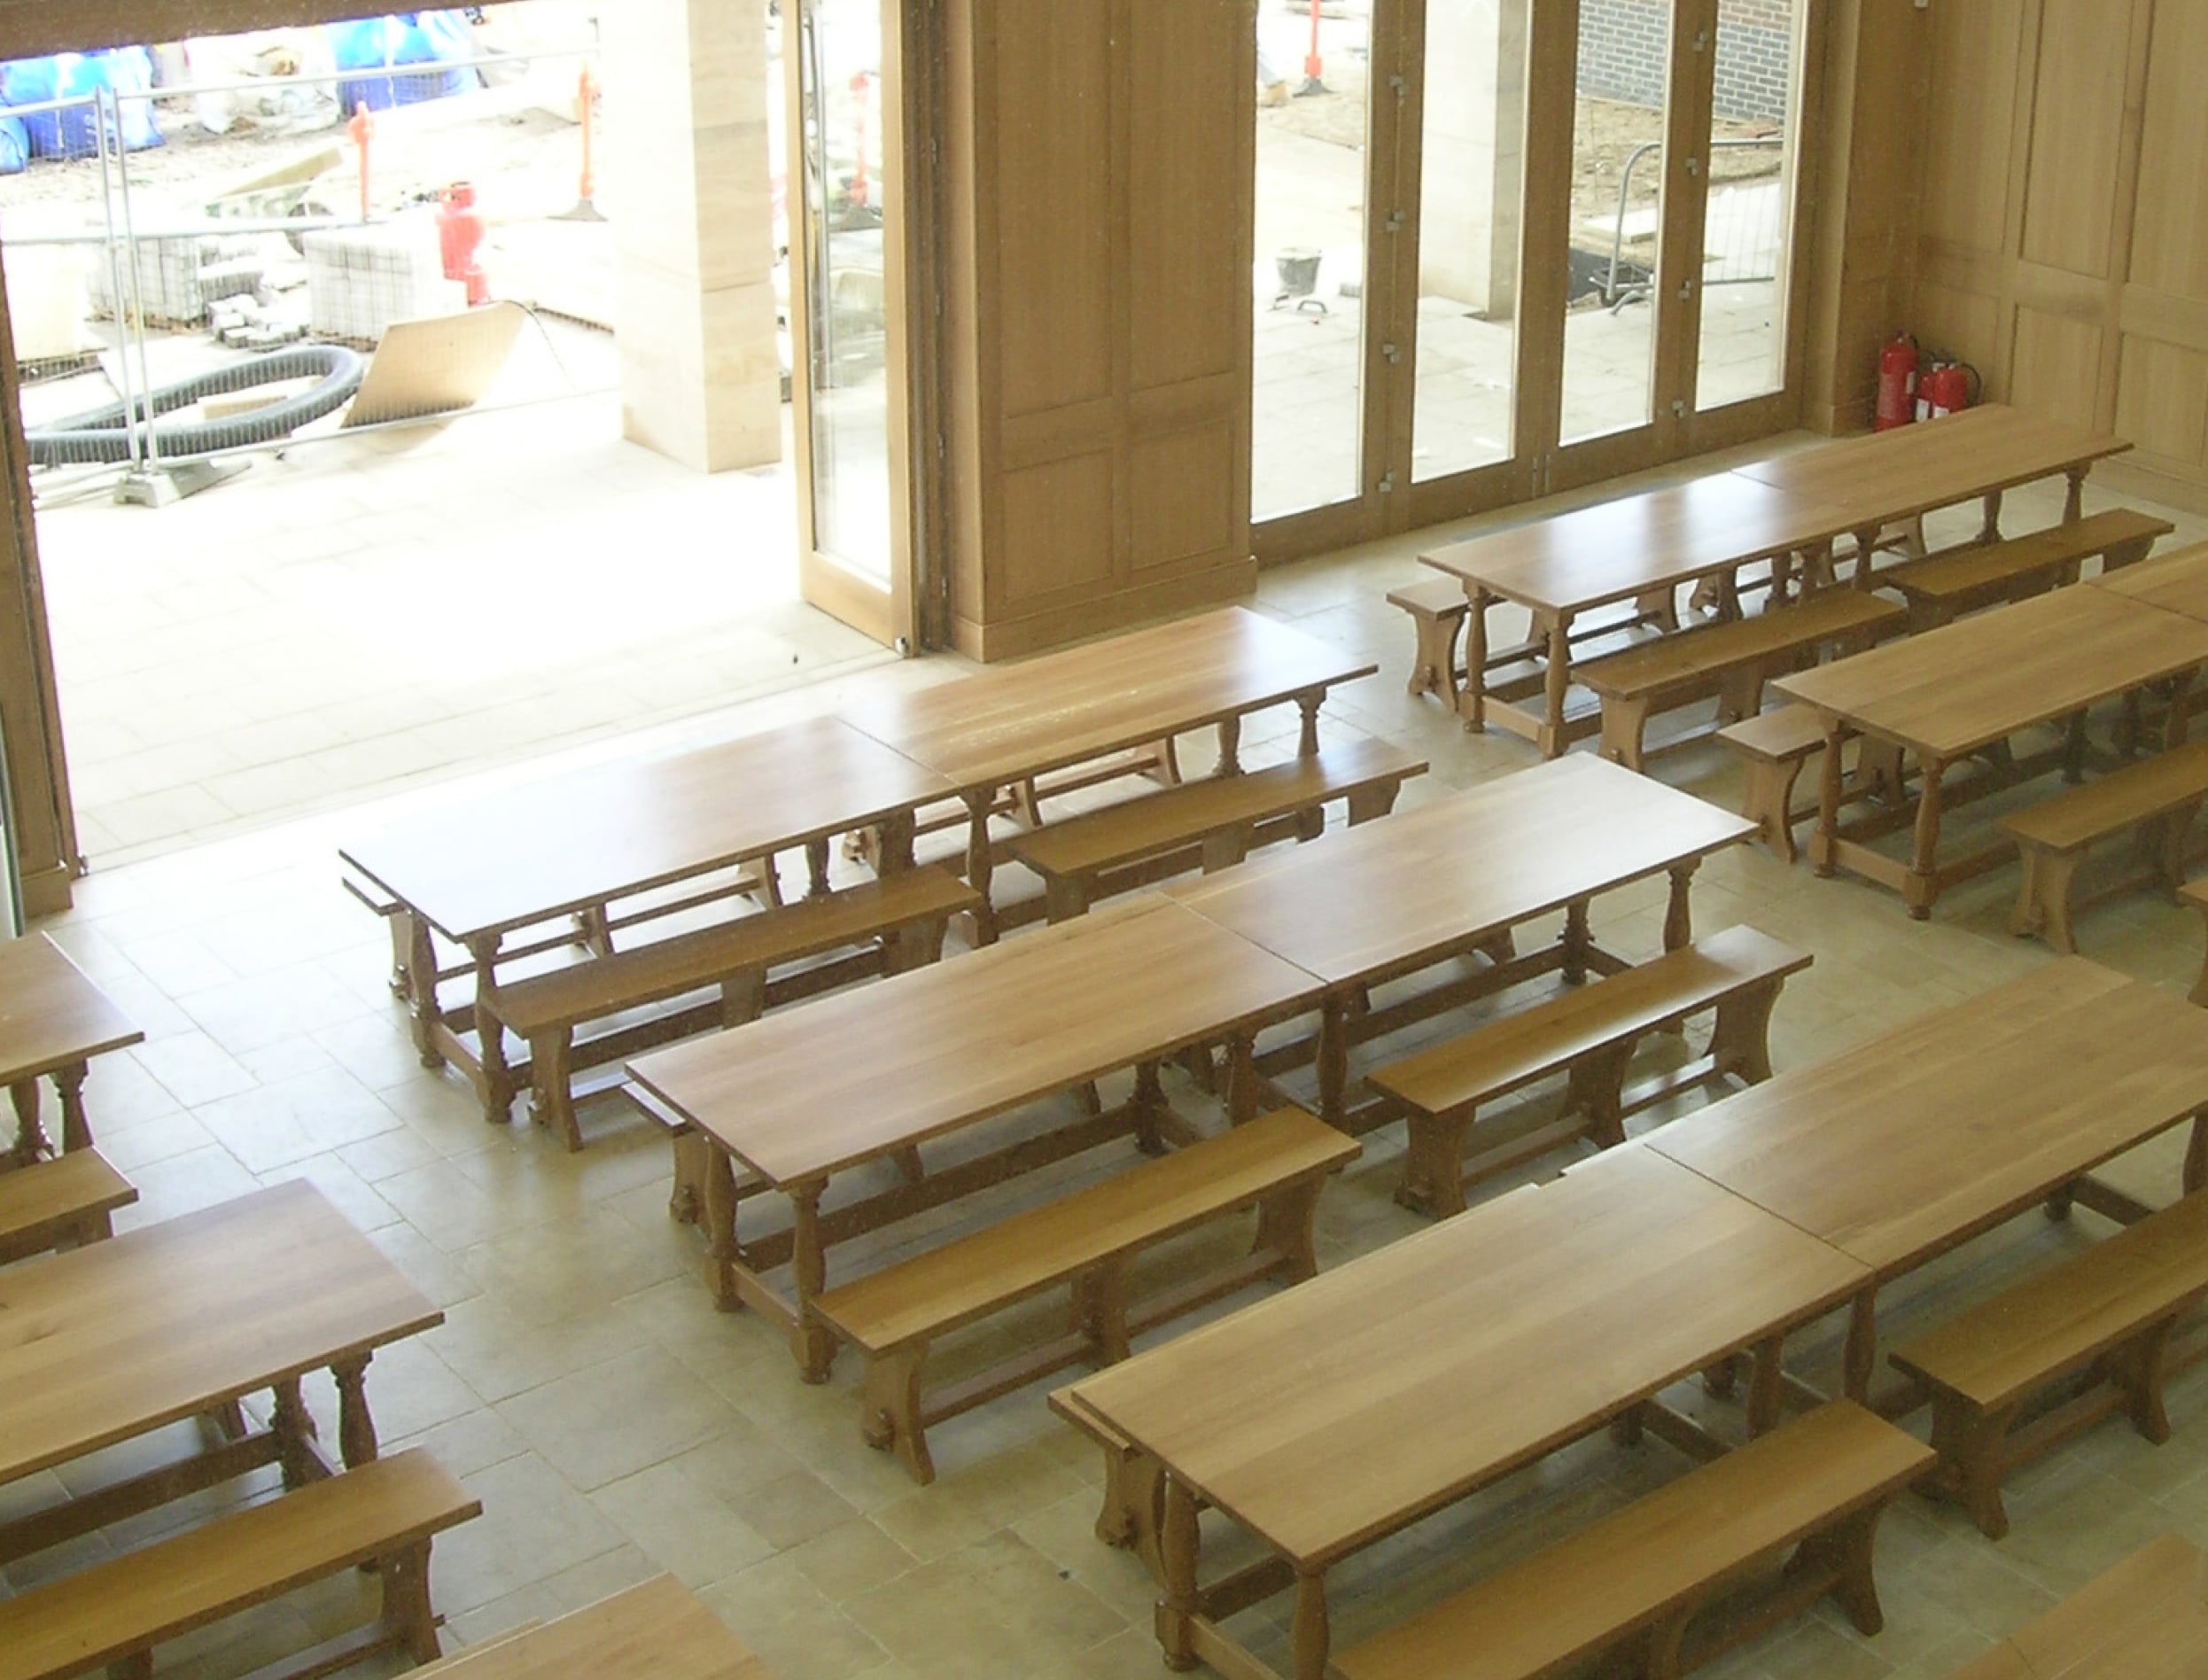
[1302,0,1326,95]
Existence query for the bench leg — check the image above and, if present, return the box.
[2120,1318,2178,1444]
[1642,1612,1691,1680]
[2156,800,2204,891]
[1346,778,1404,826]
[1567,1041,1636,1149]
[2010,844,2083,954]
[887,914,951,975]
[1074,1259,1133,1365]
[1790,1504,1887,1636]
[669,1127,707,1224]
[1045,875,1092,924]
[380,1538,443,1664]
[1598,696,1653,773]
[1709,979,1783,1085]
[528,1030,583,1153]
[106,1656,153,1680]
[1201,828,1250,873]
[1741,753,1806,863]
[1715,666,1762,727]
[1396,1111,1472,1219]
[1256,1178,1326,1284]
[861,1343,936,1485]
[1930,1390,2018,1541]
[1403,608,1458,699]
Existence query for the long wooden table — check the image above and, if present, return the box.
[1062,1144,1870,1680]
[0,932,142,1163]
[2091,536,2208,621]
[626,893,1326,1379]
[340,715,957,1118]
[843,608,1376,933]
[1649,959,2208,1405]
[1948,1533,2208,1679]
[420,1577,774,1678]
[1167,754,1755,1129]
[1773,586,2208,914]
[0,1179,442,1565]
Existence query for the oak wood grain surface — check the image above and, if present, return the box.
[2090,538,2208,621]
[416,1576,776,1679]
[1944,1533,2208,1679]
[340,715,955,944]
[1065,1145,1869,1568]
[0,1180,441,1486]
[0,932,142,1085]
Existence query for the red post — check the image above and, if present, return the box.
[849,71,871,209]
[577,64,598,204]
[348,101,375,220]
[1304,0,1324,83]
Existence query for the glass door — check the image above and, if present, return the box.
[786,0,918,649]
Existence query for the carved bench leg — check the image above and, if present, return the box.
[1346,777,1405,827]
[2120,1318,2178,1444]
[861,1342,936,1485]
[1715,666,1763,728]
[1567,1040,1637,1148]
[1403,608,1452,698]
[1940,1392,2018,1541]
[1741,753,1807,862]
[529,1030,582,1153]
[2010,844,2083,953]
[1045,875,1092,924]
[1598,697,1655,773]
[887,914,952,976]
[1709,979,1783,1085]
[2155,800,2204,891]
[380,1537,443,1664]
[1074,1259,1132,1365]
[1201,828,1250,873]
[1788,1505,1887,1635]
[1256,1177,1326,1285]
[1396,1110,1472,1218]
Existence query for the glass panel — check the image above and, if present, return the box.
[1559,0,1672,445]
[1411,0,1529,484]
[1695,0,1801,410]
[798,0,891,583]
[1251,1,1370,522]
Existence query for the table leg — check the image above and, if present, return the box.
[702,1147,743,1312]
[400,913,445,1070]
[1812,719,1849,876]
[52,1063,90,1154]
[1158,1475,1201,1671]
[790,1179,837,1383]
[1225,1035,1261,1125]
[1849,525,1883,589]
[1561,899,1590,984]
[2064,465,2087,525]
[960,791,999,945]
[1292,1570,1333,1680]
[1843,1287,1878,1404]
[1461,587,1491,734]
[467,935,514,1124]
[805,838,832,899]
[1663,863,1698,953]
[2165,668,2198,751]
[1317,999,1349,1125]
[1539,611,1574,759]
[1133,1062,1168,1155]
[271,1379,318,1489]
[1217,716,1243,777]
[877,810,916,875]
[334,1354,378,1468]
[1296,690,1323,758]
[2062,712,2089,783]
[1980,488,2004,543]
[9,1078,49,1163]
[1906,757,1950,920]
[1747,1334,1784,1437]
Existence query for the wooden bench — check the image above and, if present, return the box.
[1997,737,2208,954]
[1332,1401,1934,1680]
[1887,1188,2208,1541]
[1388,577,1471,706]
[0,1148,135,1265]
[2185,878,2208,1007]
[488,866,980,1149]
[1369,925,1811,1217]
[1717,704,1905,864]
[1883,508,2173,629]
[0,1448,478,1680]
[812,1107,1358,1484]
[1002,738,1427,922]
[1577,592,1905,772]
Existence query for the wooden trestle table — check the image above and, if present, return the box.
[842,607,1377,935]
[626,893,1326,1381]
[339,714,958,1120]
[2090,537,2208,622]
[0,931,142,1162]
[1167,753,1755,1129]
[0,1179,442,1566]
[1061,1144,1870,1680]
[1772,586,2208,915]
[416,1575,774,1678]
[1649,959,2208,1407]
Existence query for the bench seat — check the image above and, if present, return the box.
[488,866,980,1149]
[1388,577,1471,705]
[1883,508,2173,628]
[0,1148,135,1265]
[1577,593,1905,771]
[1997,737,2208,954]
[813,1107,1358,1484]
[1003,738,1427,922]
[1332,1401,1934,1680]
[0,1448,479,1680]
[1888,1188,2208,1539]
[1368,925,1811,1217]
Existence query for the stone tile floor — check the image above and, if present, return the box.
[5,444,2208,1678]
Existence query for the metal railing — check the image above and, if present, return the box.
[1602,135,1786,310]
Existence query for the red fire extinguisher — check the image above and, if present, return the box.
[437,181,490,307]
[1916,356,1980,422]
[1876,334,1918,432]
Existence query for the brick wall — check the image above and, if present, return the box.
[1576,0,1796,122]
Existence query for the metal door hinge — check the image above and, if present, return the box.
[1381,341,1401,364]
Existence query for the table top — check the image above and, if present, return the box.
[1167,755,1755,986]
[0,934,142,1087]
[1418,473,1841,616]
[627,894,1326,1186]
[2091,539,2208,623]
[1649,960,2208,1278]
[1065,1145,1868,1569]
[0,1180,442,1486]
[340,715,955,945]
[840,608,1376,790]
[1770,587,2208,759]
[1730,405,2129,525]
[1950,1533,2208,1680]
[419,1576,774,1679]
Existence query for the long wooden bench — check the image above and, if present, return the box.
[1997,737,2208,954]
[1332,1401,1934,1680]
[0,1448,478,1680]
[1887,1188,2208,1541]
[0,1148,135,1265]
[1369,925,1811,1217]
[1577,592,1905,772]
[489,866,980,1149]
[1882,508,2173,629]
[1388,577,1471,706]
[1002,738,1427,922]
[812,1108,1359,1484]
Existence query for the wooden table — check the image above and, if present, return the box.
[0,932,142,1163]
[626,893,1326,1379]
[2091,537,2208,622]
[340,715,957,1116]
[1773,587,2208,915]
[1169,754,1756,1126]
[420,1576,774,1678]
[1730,405,2130,571]
[1419,474,1852,755]
[1063,1144,1870,1680]
[0,1179,442,1564]
[1649,959,2208,1405]
[843,608,1376,930]
[1948,1532,2208,1679]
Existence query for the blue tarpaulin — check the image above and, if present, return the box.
[329,12,480,114]
[0,50,164,161]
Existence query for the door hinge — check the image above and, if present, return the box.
[1378,470,1397,494]
[1388,73,1407,101]
[1671,399,1688,419]
[1381,341,1402,364]
[1384,209,1405,234]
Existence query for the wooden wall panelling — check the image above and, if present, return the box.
[2129,0,2208,300]
[2017,0,2131,279]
